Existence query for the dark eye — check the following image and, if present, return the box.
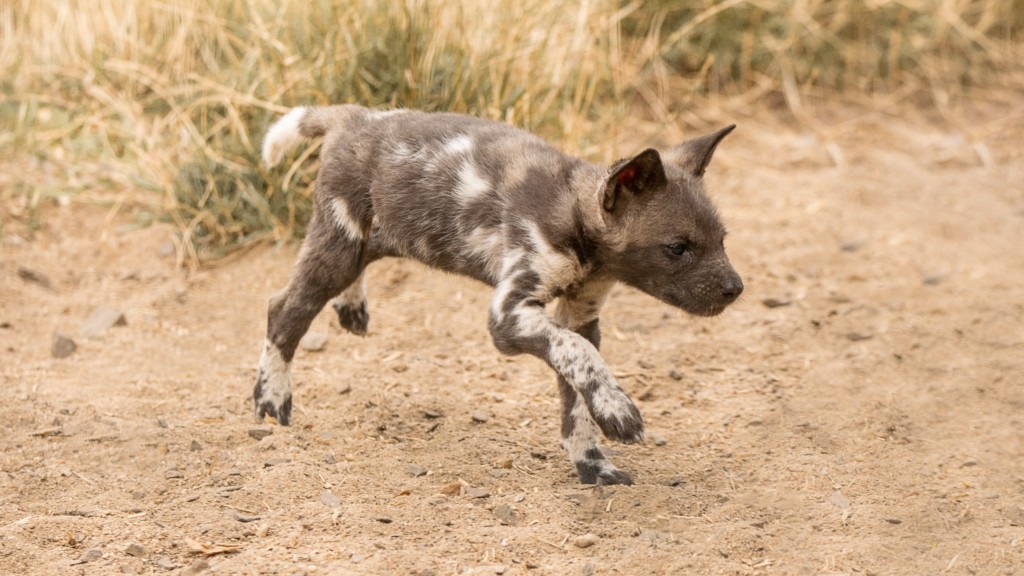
[666,242,690,256]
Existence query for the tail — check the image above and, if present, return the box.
[262,107,309,167]
[262,105,368,167]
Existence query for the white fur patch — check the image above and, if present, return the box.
[587,384,635,422]
[262,107,308,167]
[562,395,600,459]
[414,237,433,260]
[464,226,505,281]
[329,197,364,241]
[490,249,526,319]
[257,339,291,409]
[553,281,614,329]
[523,220,578,290]
[455,160,490,204]
[333,273,365,308]
[444,135,474,156]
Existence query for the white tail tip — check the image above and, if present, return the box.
[262,107,308,167]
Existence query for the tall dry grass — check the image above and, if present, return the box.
[2,0,1021,262]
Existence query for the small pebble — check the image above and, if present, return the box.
[156,416,169,429]
[406,464,429,477]
[125,543,146,557]
[471,411,489,423]
[248,428,273,441]
[79,305,127,339]
[885,518,903,524]
[424,409,443,419]
[320,490,342,508]
[440,482,462,496]
[299,331,328,352]
[846,332,873,342]
[574,533,599,548]
[164,467,183,480]
[190,440,202,452]
[264,458,290,467]
[1002,505,1024,526]
[668,369,683,381]
[71,548,103,565]
[51,334,76,359]
[232,512,261,523]
[466,487,490,499]
[829,491,851,509]
[17,266,56,291]
[337,383,352,395]
[183,559,210,575]
[652,434,668,446]
[492,504,517,525]
[256,524,270,537]
[762,297,791,308]
[155,558,179,571]
[374,516,393,524]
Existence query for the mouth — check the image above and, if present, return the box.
[687,304,728,317]
[679,294,742,317]
[644,287,734,318]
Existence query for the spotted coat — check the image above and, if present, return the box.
[254,105,744,485]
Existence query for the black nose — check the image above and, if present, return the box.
[721,276,744,300]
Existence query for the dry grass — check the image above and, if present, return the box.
[2,0,1022,262]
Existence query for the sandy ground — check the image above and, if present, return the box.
[1,115,1023,576]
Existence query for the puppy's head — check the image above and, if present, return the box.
[596,126,742,317]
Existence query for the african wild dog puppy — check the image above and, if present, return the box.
[255,105,743,485]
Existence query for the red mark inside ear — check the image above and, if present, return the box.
[618,166,636,184]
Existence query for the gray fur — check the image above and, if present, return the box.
[254,105,743,484]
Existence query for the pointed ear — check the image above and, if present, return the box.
[603,148,668,212]
[665,124,736,178]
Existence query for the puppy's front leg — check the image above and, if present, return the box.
[488,275,644,444]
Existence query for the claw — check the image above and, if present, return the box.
[253,367,292,425]
[575,457,634,485]
[589,400,645,444]
[334,301,369,335]
[256,395,292,425]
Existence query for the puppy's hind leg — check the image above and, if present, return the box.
[255,204,367,425]
[330,226,394,335]
[331,273,368,335]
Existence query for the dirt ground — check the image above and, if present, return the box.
[2,112,1023,576]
